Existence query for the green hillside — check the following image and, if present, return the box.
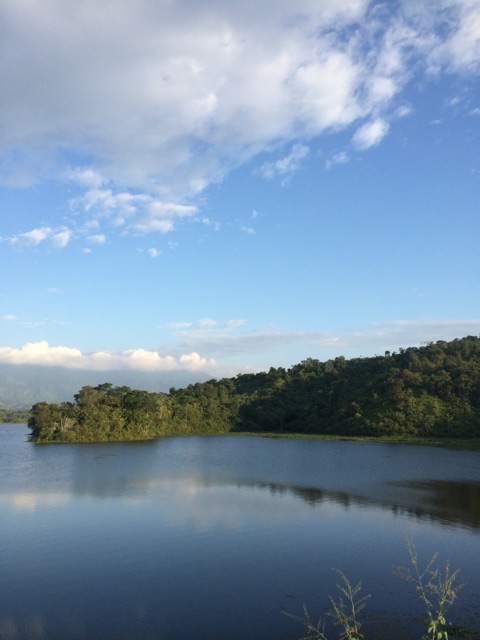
[29,336,480,442]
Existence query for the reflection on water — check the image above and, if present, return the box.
[248,479,480,531]
[394,479,480,530]
[5,476,480,532]
[1,426,480,640]
[231,477,480,531]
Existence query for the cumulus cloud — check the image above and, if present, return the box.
[0,341,217,372]
[51,229,72,248]
[9,227,52,247]
[1,1,480,241]
[351,118,390,149]
[0,342,83,366]
[133,201,198,234]
[8,226,73,248]
[1,318,479,375]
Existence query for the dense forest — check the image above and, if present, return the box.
[28,336,480,442]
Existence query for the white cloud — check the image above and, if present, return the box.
[0,342,83,366]
[351,118,390,149]
[162,315,480,369]
[325,151,350,169]
[1,319,478,376]
[166,317,219,330]
[0,341,217,372]
[200,217,221,231]
[69,187,199,238]
[7,226,74,248]
[68,168,104,189]
[133,201,198,234]
[51,229,72,248]
[87,234,106,245]
[166,318,318,362]
[74,187,151,224]
[10,227,52,246]
[258,144,310,183]
[430,1,480,72]
[447,95,464,107]
[166,321,194,330]
[179,352,216,371]
[224,319,246,329]
[147,247,160,258]
[194,318,217,328]
[1,0,480,240]
[395,104,413,118]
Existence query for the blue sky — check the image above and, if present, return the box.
[1,0,479,379]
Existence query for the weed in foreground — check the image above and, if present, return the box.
[287,538,466,640]
[395,536,464,640]
[285,571,369,640]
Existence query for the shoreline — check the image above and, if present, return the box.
[21,426,480,451]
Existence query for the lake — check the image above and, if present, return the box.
[1,425,480,639]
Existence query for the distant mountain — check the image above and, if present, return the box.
[0,364,212,409]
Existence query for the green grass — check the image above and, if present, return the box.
[231,432,480,451]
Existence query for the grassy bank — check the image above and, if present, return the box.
[231,431,480,451]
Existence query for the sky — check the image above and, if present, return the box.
[1,0,480,380]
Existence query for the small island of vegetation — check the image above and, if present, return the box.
[28,335,480,443]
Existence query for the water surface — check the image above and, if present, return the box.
[1,426,480,639]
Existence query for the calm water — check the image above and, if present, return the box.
[1,425,480,640]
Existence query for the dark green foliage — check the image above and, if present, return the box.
[29,336,480,442]
[0,407,30,423]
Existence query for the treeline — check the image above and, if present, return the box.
[0,408,30,424]
[29,336,480,442]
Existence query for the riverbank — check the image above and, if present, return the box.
[242,432,480,451]
[24,423,480,451]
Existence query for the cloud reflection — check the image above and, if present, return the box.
[5,473,479,532]
[1,491,70,511]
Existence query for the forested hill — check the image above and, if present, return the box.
[29,336,480,442]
